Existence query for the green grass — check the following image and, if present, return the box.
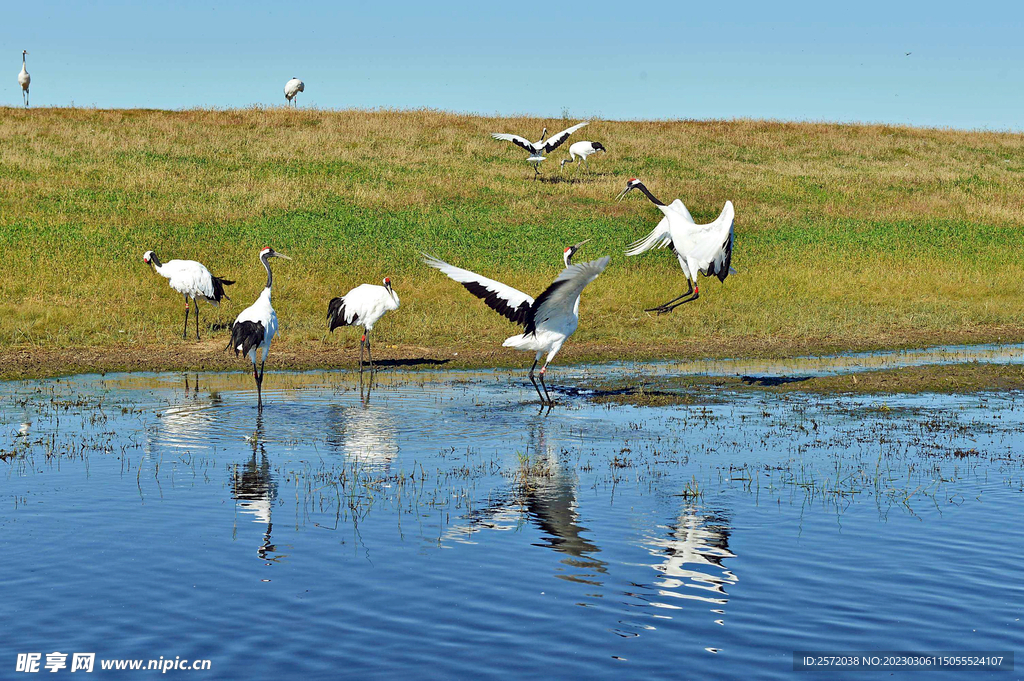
[2,106,1024,370]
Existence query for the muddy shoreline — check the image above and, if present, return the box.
[3,334,1024,398]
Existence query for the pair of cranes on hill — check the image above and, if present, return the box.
[491,121,606,177]
[144,177,734,410]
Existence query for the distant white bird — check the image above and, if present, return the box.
[143,250,234,340]
[618,178,735,314]
[284,77,304,106]
[18,50,30,107]
[491,121,589,176]
[227,247,291,411]
[326,278,401,373]
[422,243,608,405]
[560,141,606,174]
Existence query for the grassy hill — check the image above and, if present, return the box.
[1,107,1023,377]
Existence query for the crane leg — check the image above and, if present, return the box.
[658,289,700,314]
[527,359,545,404]
[538,366,553,405]
[195,301,201,340]
[366,335,375,373]
[253,362,264,411]
[182,299,190,339]
[645,281,696,313]
[358,336,365,373]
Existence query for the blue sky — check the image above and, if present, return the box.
[4,0,1022,131]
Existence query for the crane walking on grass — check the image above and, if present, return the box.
[618,178,735,314]
[227,247,291,411]
[143,251,234,340]
[18,50,30,107]
[491,122,589,176]
[560,141,606,174]
[326,279,401,373]
[284,77,304,105]
[422,243,609,406]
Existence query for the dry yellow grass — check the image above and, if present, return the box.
[1,106,1023,373]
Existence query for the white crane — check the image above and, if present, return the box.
[491,121,589,176]
[326,278,400,373]
[18,50,30,107]
[422,242,608,405]
[618,178,735,314]
[143,250,234,340]
[226,247,291,411]
[284,77,304,106]
[560,141,606,174]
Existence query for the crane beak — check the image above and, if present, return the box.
[615,187,633,201]
[273,252,292,260]
[572,238,591,251]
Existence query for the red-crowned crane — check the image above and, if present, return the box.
[491,121,589,176]
[422,242,608,405]
[18,50,30,107]
[326,278,400,373]
[143,250,234,340]
[227,247,291,411]
[618,178,735,314]
[284,77,304,105]
[560,141,606,174]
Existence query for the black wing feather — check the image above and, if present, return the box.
[461,281,532,328]
[211,276,234,302]
[227,320,265,357]
[327,296,360,331]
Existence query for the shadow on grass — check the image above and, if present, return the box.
[741,375,814,387]
[371,358,452,368]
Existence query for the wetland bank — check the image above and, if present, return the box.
[3,351,1024,678]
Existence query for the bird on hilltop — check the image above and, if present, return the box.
[326,279,401,373]
[422,242,608,406]
[560,141,606,175]
[143,251,234,340]
[618,178,735,314]
[18,50,30,107]
[284,77,304,105]
[227,247,291,411]
[491,122,589,176]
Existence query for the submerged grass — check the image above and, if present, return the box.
[2,107,1024,373]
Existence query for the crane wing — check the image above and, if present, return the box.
[625,215,674,256]
[491,133,537,153]
[668,198,694,223]
[540,122,589,153]
[525,256,610,336]
[676,201,736,282]
[421,253,535,327]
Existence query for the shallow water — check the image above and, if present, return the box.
[2,368,1023,679]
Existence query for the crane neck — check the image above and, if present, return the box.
[261,254,273,290]
[636,183,665,207]
[22,54,26,68]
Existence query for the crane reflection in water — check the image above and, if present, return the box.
[230,419,282,563]
[325,380,399,465]
[444,417,607,585]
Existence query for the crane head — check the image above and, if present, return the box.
[142,250,156,265]
[563,239,590,266]
[260,246,291,260]
[559,158,571,171]
[22,50,28,56]
[616,178,643,201]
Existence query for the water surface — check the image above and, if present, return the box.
[2,367,1023,679]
